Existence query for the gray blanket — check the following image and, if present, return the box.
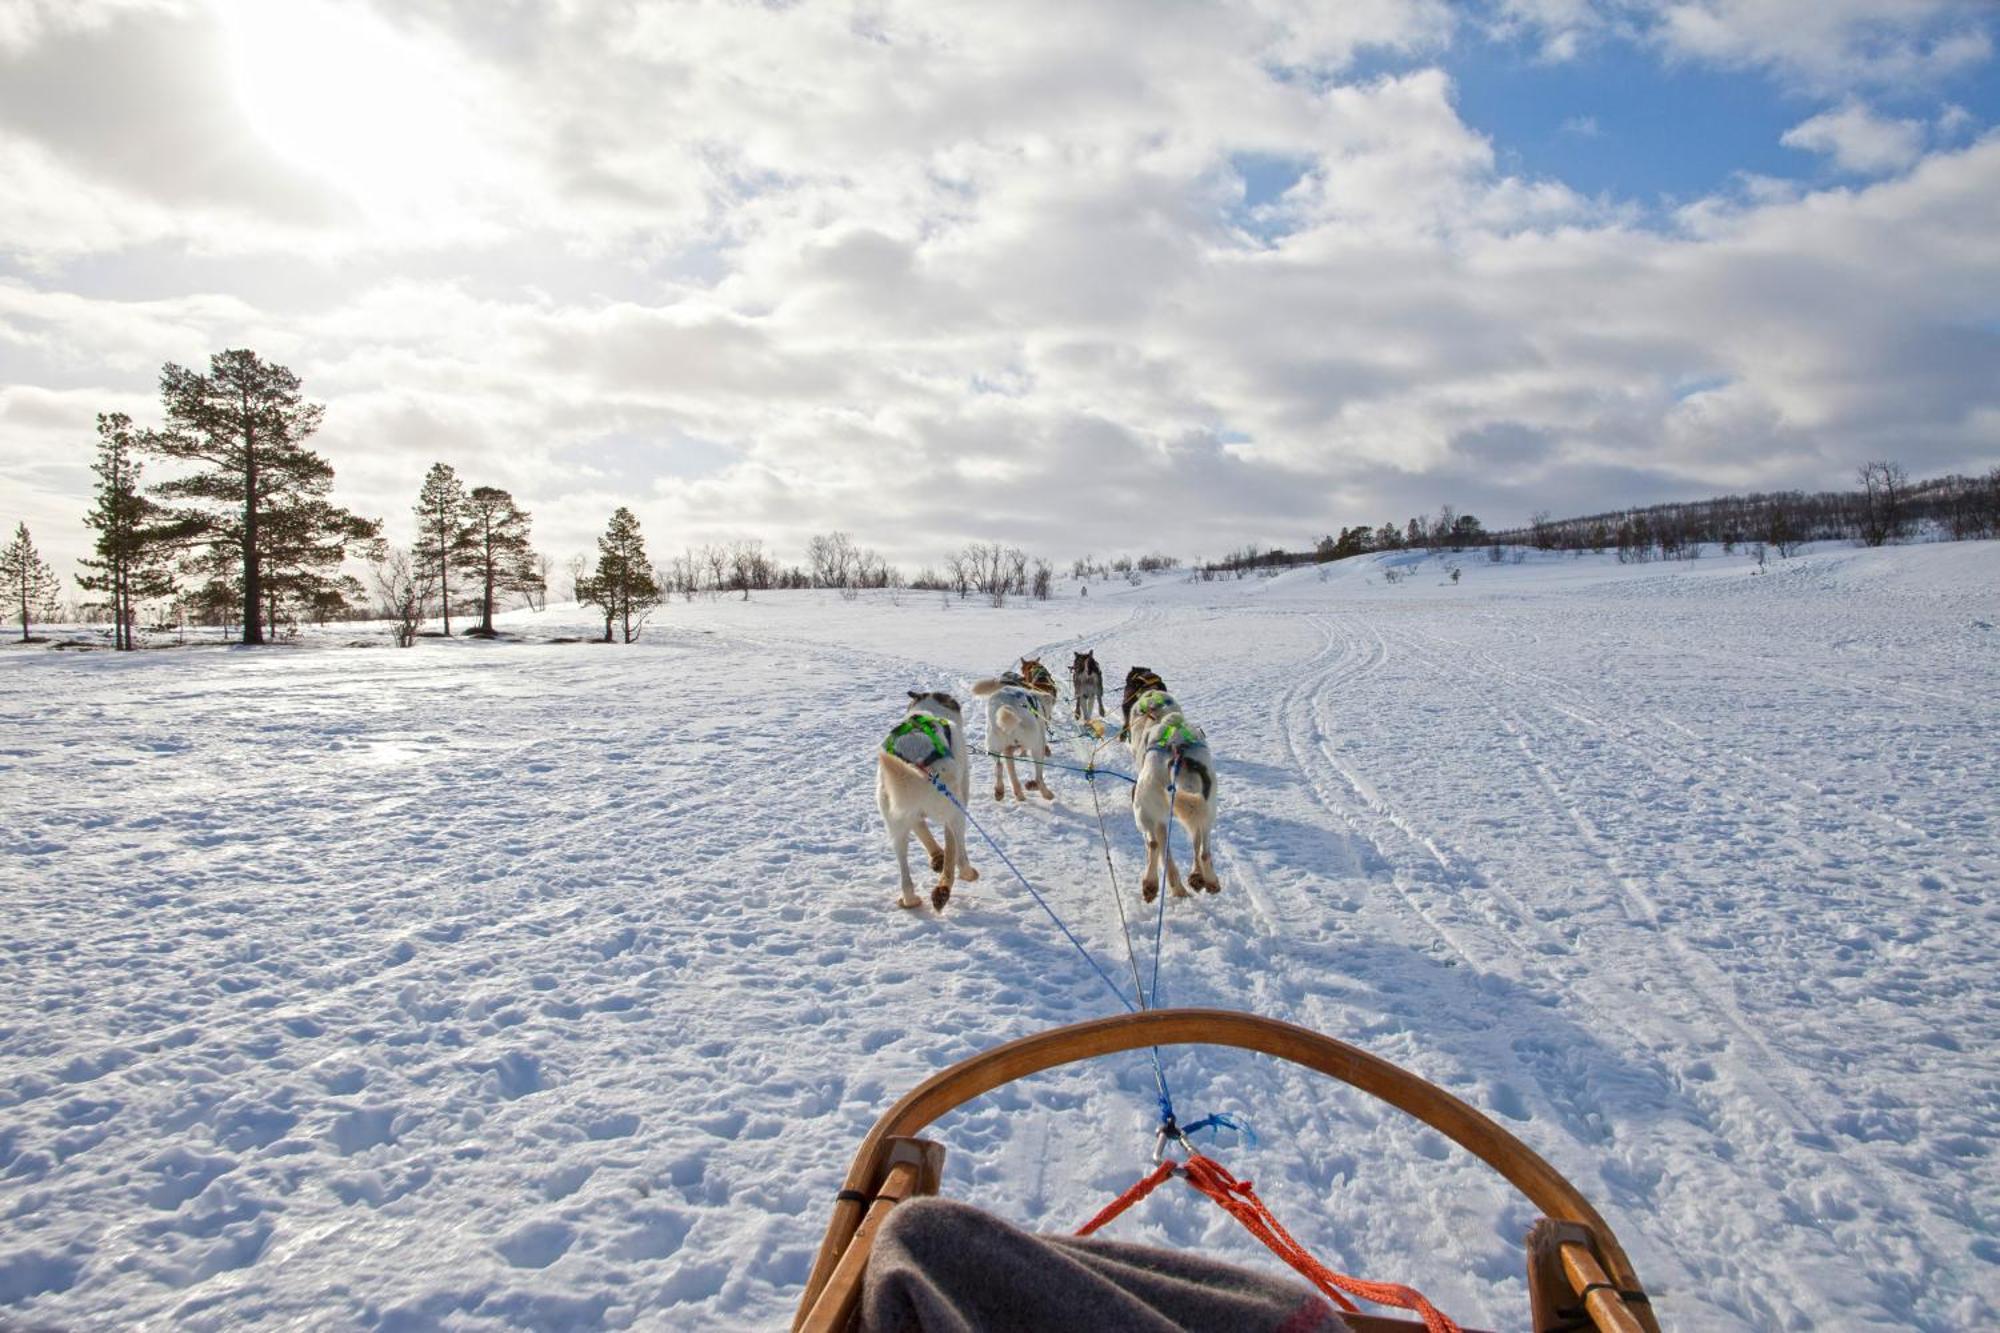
[860,1198,1350,1332]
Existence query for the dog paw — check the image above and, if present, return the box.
[1142,883,1159,904]
[931,884,952,911]
[1204,880,1221,894]
[1038,785,1054,801]
[928,850,945,872]
[959,866,980,881]
[897,896,922,910]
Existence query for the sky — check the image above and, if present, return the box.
[3,0,1998,581]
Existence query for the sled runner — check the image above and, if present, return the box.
[792,1009,1656,1333]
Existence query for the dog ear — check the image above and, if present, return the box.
[908,690,922,700]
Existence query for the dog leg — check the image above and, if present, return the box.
[1140,828,1162,903]
[892,828,921,910]
[1031,747,1053,800]
[1195,816,1220,893]
[1005,749,1027,802]
[914,820,946,873]
[1165,834,1188,898]
[931,824,956,911]
[992,756,1006,803]
[1182,810,1208,892]
[951,813,980,881]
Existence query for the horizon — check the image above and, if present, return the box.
[5,0,2000,585]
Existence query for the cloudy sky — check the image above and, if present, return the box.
[4,0,1998,579]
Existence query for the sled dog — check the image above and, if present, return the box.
[971,670,1057,803]
[1119,665,1167,740]
[877,690,980,910]
[1018,657,1060,700]
[1125,678,1220,902]
[1071,651,1104,722]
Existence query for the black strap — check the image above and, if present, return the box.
[1553,1283,1651,1328]
[835,1188,871,1207]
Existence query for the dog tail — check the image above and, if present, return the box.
[1176,756,1214,801]
[970,677,1007,698]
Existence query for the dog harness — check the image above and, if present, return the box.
[885,714,953,771]
[1150,717,1207,756]
[997,676,1050,719]
[1132,689,1178,720]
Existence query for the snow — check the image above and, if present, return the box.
[3,541,1997,1330]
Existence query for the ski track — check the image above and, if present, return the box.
[2,544,1997,1330]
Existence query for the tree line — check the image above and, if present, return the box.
[1487,463,2000,562]
[1194,462,1999,577]
[1,348,672,648]
[5,351,382,647]
[3,347,1076,647]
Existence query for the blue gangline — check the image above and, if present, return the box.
[926,775,1138,1014]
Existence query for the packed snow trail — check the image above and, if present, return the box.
[2,543,1995,1330]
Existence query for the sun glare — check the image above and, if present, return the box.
[219,0,485,221]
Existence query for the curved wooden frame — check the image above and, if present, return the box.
[794,1008,1657,1333]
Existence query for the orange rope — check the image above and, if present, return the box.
[1075,1160,1175,1237]
[1181,1153,1460,1333]
[1080,1154,1463,1332]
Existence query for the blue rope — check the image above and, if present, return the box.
[1181,1111,1257,1146]
[925,774,1138,1013]
[927,713,1240,1153]
[975,749,1137,785]
[1149,755,1181,1011]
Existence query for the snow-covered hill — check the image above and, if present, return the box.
[4,542,1997,1329]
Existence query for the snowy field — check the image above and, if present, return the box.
[3,542,1997,1331]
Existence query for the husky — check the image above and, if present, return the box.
[877,690,980,910]
[1018,656,1059,699]
[1071,650,1104,722]
[1119,665,1166,741]
[1125,678,1220,902]
[970,670,1057,803]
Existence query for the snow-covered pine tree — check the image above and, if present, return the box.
[463,486,540,636]
[413,462,474,635]
[142,350,379,644]
[1,522,64,641]
[77,413,179,650]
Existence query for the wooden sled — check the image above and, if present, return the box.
[793,1008,1657,1333]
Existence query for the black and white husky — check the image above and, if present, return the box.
[970,672,1057,803]
[1071,650,1104,722]
[1125,681,1220,902]
[877,691,979,910]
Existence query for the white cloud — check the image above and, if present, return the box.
[1781,100,1927,175]
[1651,0,1993,89]
[1494,1,1994,91]
[2,0,1997,584]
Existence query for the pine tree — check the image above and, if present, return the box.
[141,349,379,644]
[77,413,179,650]
[1,522,63,641]
[412,463,473,634]
[463,486,540,635]
[583,507,661,643]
